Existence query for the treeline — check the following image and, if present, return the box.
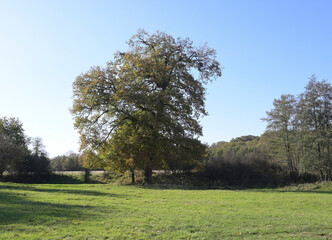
[50,153,83,171]
[205,135,297,186]
[205,76,332,185]
[1,76,330,186]
[0,117,51,180]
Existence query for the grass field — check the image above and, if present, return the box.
[0,181,331,239]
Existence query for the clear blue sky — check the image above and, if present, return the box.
[1,0,331,157]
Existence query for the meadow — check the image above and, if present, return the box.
[0,180,331,239]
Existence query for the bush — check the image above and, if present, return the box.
[204,154,285,187]
[15,154,51,176]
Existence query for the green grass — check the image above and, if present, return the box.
[0,181,331,239]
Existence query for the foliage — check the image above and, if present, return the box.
[206,136,265,167]
[71,29,221,183]
[51,152,83,171]
[205,135,283,186]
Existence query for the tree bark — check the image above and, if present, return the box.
[320,169,324,182]
[84,168,90,183]
[131,170,135,184]
[144,165,152,184]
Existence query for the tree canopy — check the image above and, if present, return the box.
[72,30,221,183]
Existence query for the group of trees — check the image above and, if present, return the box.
[51,152,83,171]
[263,76,332,181]
[0,117,51,179]
[205,76,331,184]
[0,116,88,181]
[0,118,85,181]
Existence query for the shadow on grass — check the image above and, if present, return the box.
[247,189,332,195]
[47,174,86,184]
[0,190,120,226]
[0,184,127,197]
[136,184,212,191]
[48,173,108,184]
[0,173,105,184]
[135,184,332,195]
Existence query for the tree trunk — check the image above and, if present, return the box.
[144,166,152,184]
[319,169,324,182]
[84,168,91,183]
[131,170,135,184]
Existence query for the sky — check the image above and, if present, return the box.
[0,0,331,158]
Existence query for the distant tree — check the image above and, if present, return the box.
[51,152,82,171]
[224,135,260,157]
[208,141,227,162]
[0,117,27,147]
[72,30,221,183]
[206,136,265,166]
[62,153,82,171]
[50,155,66,171]
[0,133,25,175]
[17,137,51,176]
[0,117,28,175]
[0,118,51,179]
[30,137,46,157]
[262,94,298,173]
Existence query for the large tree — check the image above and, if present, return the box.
[72,30,221,183]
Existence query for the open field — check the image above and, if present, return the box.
[0,181,331,239]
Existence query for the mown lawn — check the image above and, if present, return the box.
[0,182,331,239]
